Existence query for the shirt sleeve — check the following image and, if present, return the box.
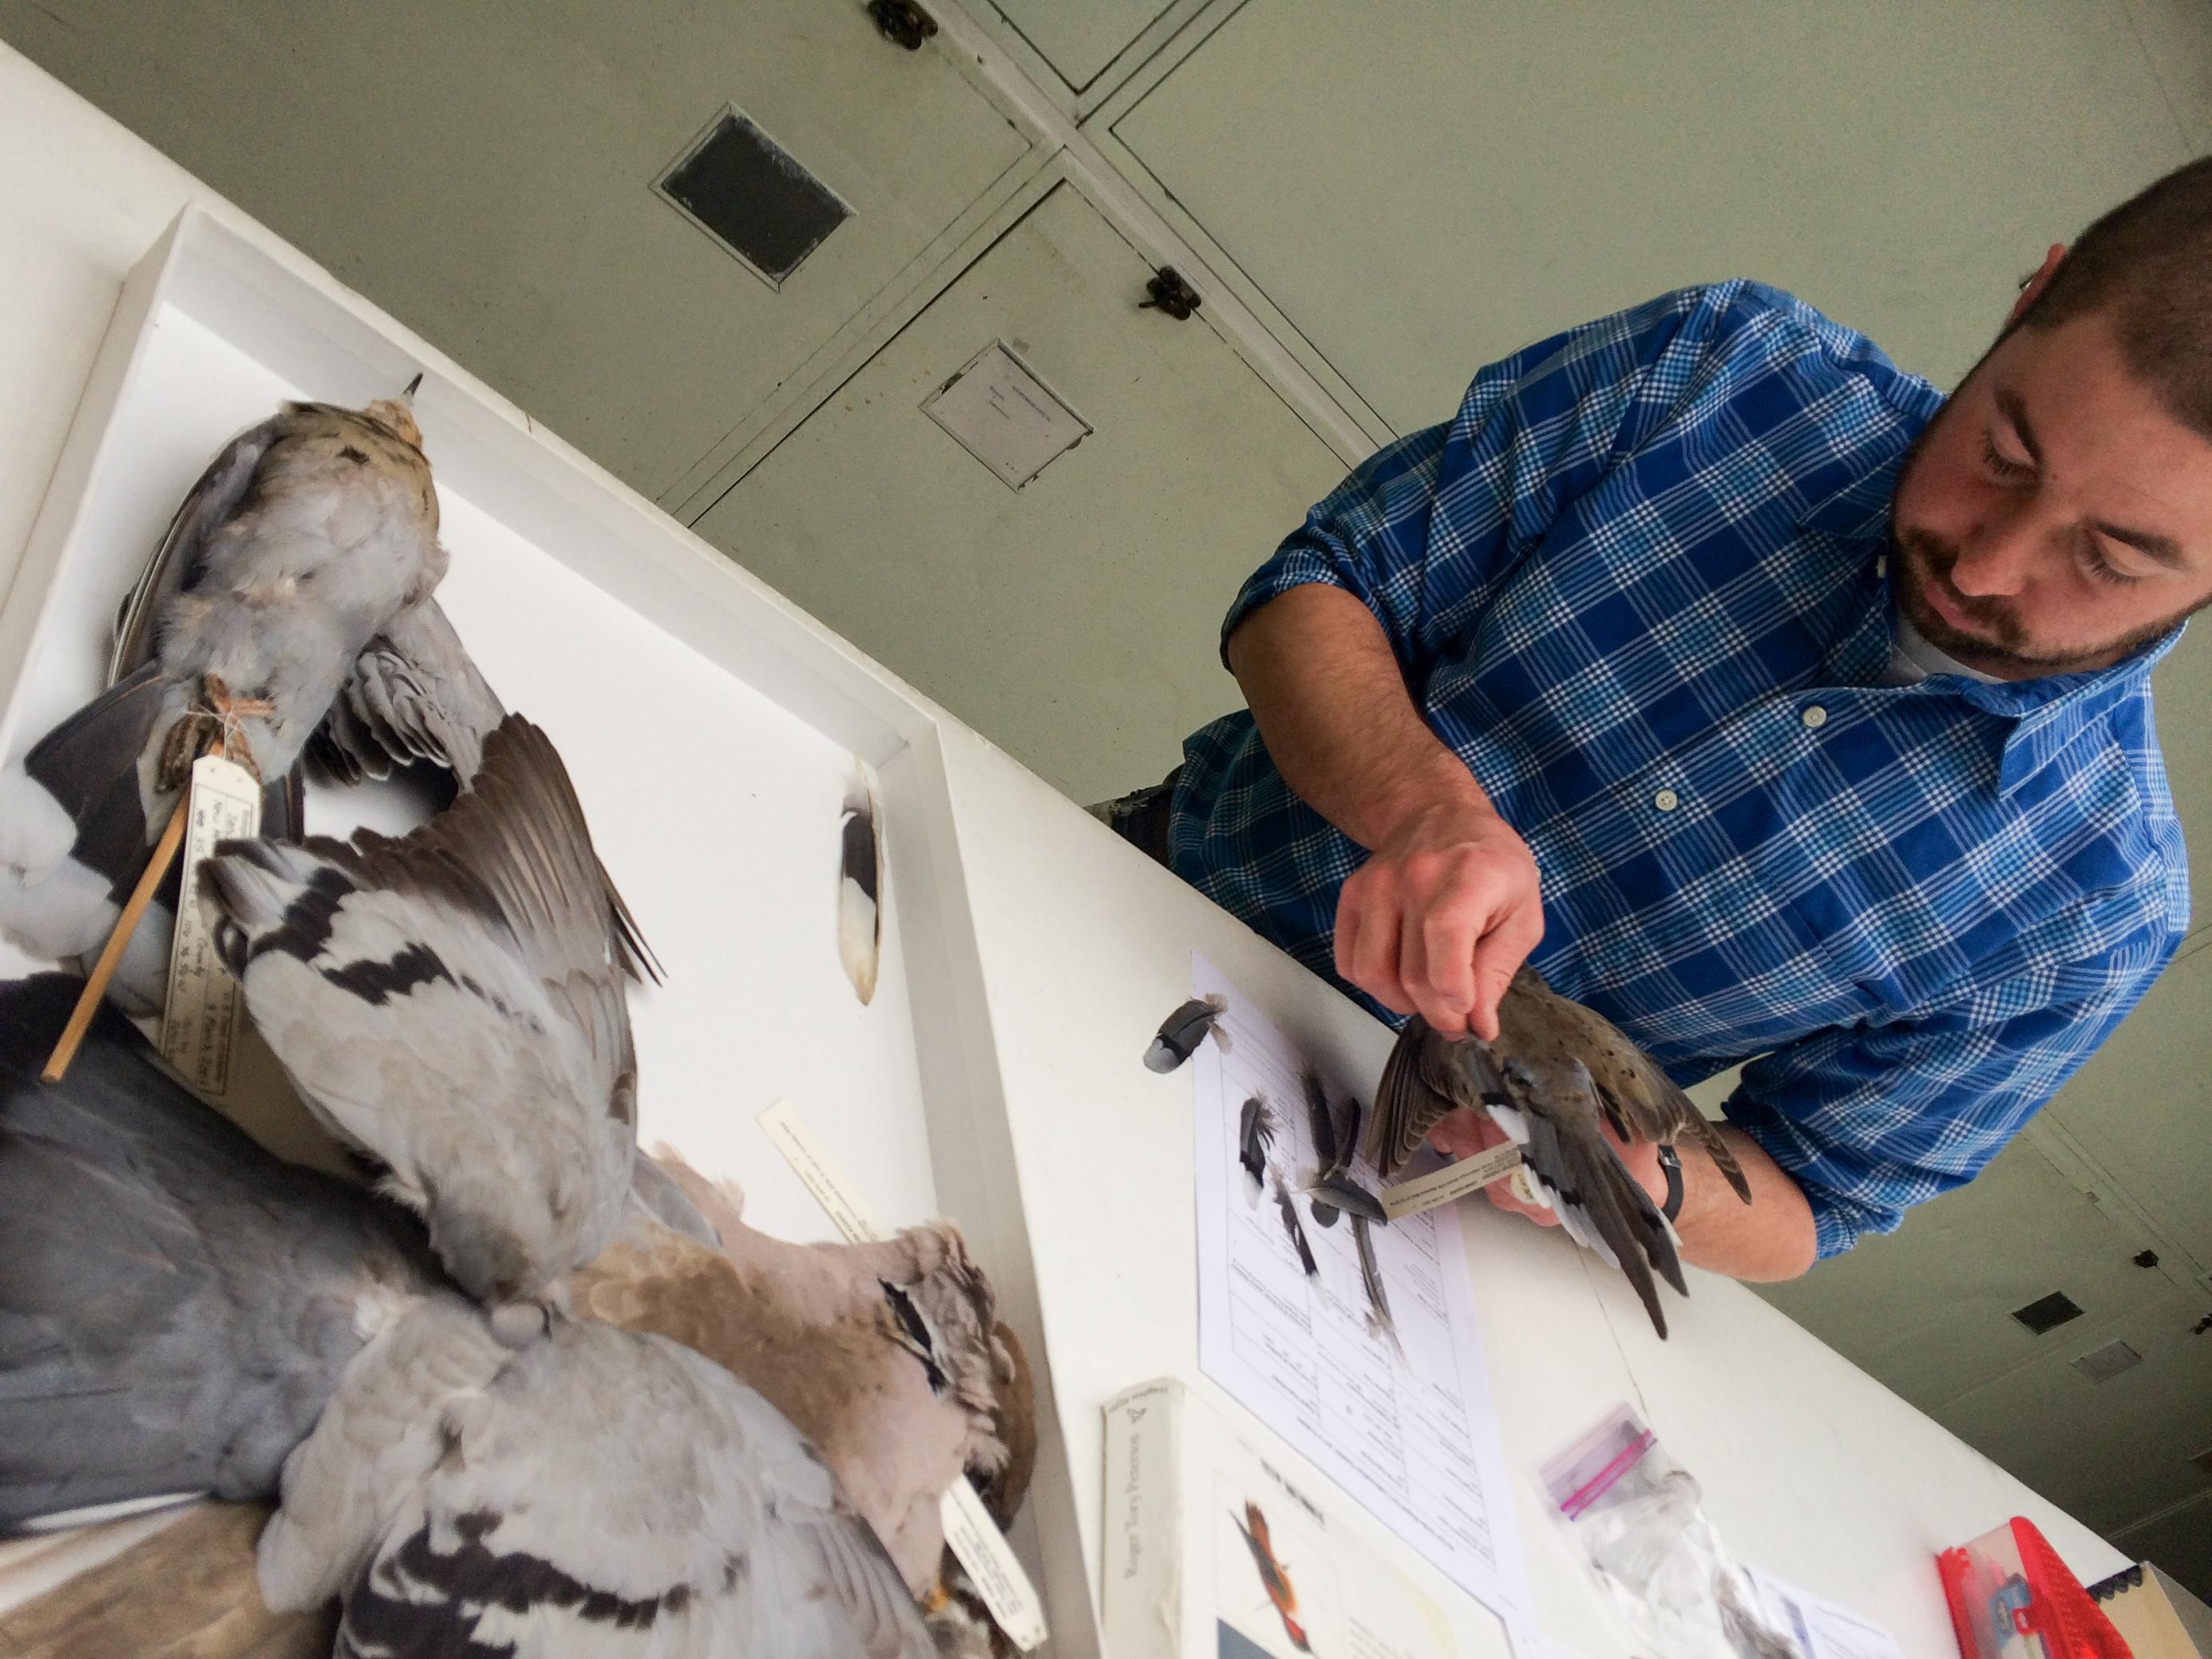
[1218,285,1734,674]
[1721,927,2181,1260]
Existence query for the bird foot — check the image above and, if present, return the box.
[159,675,275,790]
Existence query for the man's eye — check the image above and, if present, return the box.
[1980,430,2035,481]
[2080,540,2142,588]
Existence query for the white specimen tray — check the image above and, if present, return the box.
[0,209,1068,1631]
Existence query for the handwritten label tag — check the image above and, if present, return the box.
[755,1100,1048,1650]
[160,754,260,1099]
[1379,1141,1526,1221]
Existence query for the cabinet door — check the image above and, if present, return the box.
[696,180,1343,804]
[0,0,1032,501]
[1111,0,2198,431]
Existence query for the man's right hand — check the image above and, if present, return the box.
[1332,794,1543,1039]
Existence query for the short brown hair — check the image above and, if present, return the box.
[2022,156,2212,437]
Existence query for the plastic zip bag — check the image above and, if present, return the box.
[1541,1405,1804,1659]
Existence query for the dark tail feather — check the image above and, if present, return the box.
[19,663,168,905]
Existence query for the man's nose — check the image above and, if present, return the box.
[1952,510,2040,598]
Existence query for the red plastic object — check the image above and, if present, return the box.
[1938,1517,2134,1659]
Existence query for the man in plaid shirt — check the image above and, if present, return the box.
[1124,163,2206,1278]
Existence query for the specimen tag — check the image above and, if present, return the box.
[1380,1141,1526,1221]
[757,1099,1049,1649]
[160,754,261,1098]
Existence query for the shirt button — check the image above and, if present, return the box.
[1653,788,1680,812]
[1801,705,1828,729]
[1875,555,1888,577]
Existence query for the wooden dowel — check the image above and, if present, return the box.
[42,793,189,1083]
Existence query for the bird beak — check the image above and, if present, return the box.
[402,372,424,399]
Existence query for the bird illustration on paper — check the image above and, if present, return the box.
[1233,1500,1313,1653]
[1366,966,1751,1338]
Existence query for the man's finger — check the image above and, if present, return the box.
[1420,902,1480,1031]
[1347,885,1415,1016]
[1466,901,1545,1042]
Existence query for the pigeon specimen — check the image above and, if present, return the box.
[841,774,883,1004]
[308,593,503,788]
[1233,1502,1312,1654]
[572,1150,1031,1600]
[0,973,456,1534]
[1144,993,1228,1072]
[1237,1092,1274,1208]
[0,394,444,1016]
[200,712,642,1306]
[256,1301,938,1659]
[1366,967,1751,1337]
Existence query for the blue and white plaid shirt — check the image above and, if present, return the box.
[1171,282,2190,1258]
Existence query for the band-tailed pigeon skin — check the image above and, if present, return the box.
[1367,966,1751,1337]
[0,398,442,1012]
[0,973,452,1533]
[200,713,640,1305]
[257,1302,938,1659]
[569,1153,1031,1599]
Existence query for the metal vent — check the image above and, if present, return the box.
[656,108,849,287]
[2071,1340,2143,1384]
[2012,1291,2083,1336]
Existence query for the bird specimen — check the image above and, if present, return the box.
[0,973,455,1532]
[0,392,444,1025]
[565,1151,1033,1602]
[1238,1092,1274,1207]
[308,593,502,787]
[1367,967,1751,1337]
[841,774,883,1004]
[257,1301,938,1659]
[1144,993,1228,1072]
[200,713,643,1306]
[1233,1502,1312,1653]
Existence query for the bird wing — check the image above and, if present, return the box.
[293,1318,934,1659]
[1365,1015,1494,1174]
[109,414,285,682]
[313,596,503,786]
[1505,980,1751,1204]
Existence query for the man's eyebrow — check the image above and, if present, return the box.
[1994,387,2044,468]
[2092,521,2189,568]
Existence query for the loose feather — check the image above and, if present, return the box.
[841,776,883,1004]
[1144,993,1228,1072]
[1238,1093,1274,1208]
[1352,1213,1400,1356]
[1271,1170,1320,1280]
[1300,1071,1341,1227]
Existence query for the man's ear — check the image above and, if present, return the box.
[2008,243,2068,327]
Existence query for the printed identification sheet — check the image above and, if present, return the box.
[1188,955,1533,1628]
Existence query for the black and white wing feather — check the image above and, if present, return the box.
[201,714,637,1303]
[258,1309,936,1659]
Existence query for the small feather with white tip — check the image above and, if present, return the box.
[839,775,883,1005]
[1238,1094,1274,1209]
[1145,993,1228,1072]
[1352,1213,1400,1356]
[1271,1170,1320,1280]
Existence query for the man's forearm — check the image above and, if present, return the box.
[1671,1126,1818,1281]
[1225,584,1485,849]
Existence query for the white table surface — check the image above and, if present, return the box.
[0,41,2128,1658]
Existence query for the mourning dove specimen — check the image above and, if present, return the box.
[568,1151,1034,1600]
[200,713,643,1306]
[256,1300,938,1659]
[0,973,457,1533]
[1367,966,1750,1337]
[0,394,443,1014]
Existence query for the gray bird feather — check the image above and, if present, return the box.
[257,1305,936,1658]
[1366,968,1751,1337]
[1299,1075,1383,1226]
[1,396,439,1012]
[200,713,638,1304]
[1145,993,1228,1072]
[1238,1093,1274,1208]
[840,775,883,1004]
[1271,1170,1320,1281]
[0,973,451,1534]
[1352,1213,1400,1356]
[1300,1071,1341,1227]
